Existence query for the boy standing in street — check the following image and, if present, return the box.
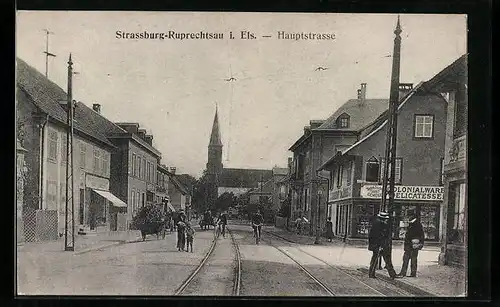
[186,223,195,253]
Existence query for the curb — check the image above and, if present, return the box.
[74,237,142,255]
[357,268,436,297]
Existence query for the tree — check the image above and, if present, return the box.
[214,192,236,212]
[192,169,210,214]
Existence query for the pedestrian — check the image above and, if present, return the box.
[218,212,228,238]
[367,211,399,279]
[186,223,195,253]
[397,211,425,277]
[177,216,187,251]
[325,217,334,242]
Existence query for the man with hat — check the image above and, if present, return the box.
[368,211,398,279]
[397,211,425,277]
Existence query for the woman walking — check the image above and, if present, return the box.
[177,216,187,251]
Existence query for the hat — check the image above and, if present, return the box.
[377,212,390,219]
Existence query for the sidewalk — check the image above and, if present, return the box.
[17,230,143,255]
[264,226,466,297]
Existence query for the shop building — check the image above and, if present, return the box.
[319,81,447,243]
[289,84,388,235]
[423,55,467,267]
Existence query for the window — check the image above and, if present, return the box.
[142,192,146,207]
[137,156,142,178]
[340,117,349,128]
[146,161,150,182]
[80,143,86,169]
[365,157,380,182]
[346,161,353,186]
[336,164,343,188]
[61,137,67,163]
[379,158,403,184]
[102,152,109,176]
[453,183,466,233]
[330,169,335,190]
[59,182,66,212]
[142,159,146,180]
[304,189,309,211]
[439,158,445,185]
[46,180,58,209]
[414,115,434,138]
[48,129,58,161]
[131,153,136,176]
[93,149,100,173]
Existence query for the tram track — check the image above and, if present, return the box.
[264,230,411,296]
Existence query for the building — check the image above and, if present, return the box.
[270,166,288,214]
[289,84,388,235]
[156,163,171,205]
[16,58,123,239]
[205,107,273,210]
[110,122,162,226]
[424,55,467,267]
[318,81,448,243]
[166,169,191,215]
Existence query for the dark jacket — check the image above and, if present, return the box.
[368,218,391,251]
[219,214,227,225]
[252,213,264,225]
[404,220,425,251]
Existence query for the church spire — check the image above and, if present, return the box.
[209,104,223,146]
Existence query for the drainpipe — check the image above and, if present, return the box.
[38,114,49,210]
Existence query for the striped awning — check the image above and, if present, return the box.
[92,189,127,208]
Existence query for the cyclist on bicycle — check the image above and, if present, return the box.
[217,212,228,238]
[252,209,264,241]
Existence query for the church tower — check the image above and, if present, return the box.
[206,106,223,209]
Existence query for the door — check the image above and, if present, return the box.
[79,189,85,225]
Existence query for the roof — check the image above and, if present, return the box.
[318,82,424,170]
[209,108,223,146]
[317,98,389,130]
[219,168,273,188]
[166,172,189,195]
[16,58,115,149]
[424,54,467,92]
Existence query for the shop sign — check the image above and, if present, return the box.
[360,184,444,201]
[85,174,109,190]
[328,187,351,201]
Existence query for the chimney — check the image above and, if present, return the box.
[138,129,146,140]
[92,103,101,114]
[144,135,153,146]
[309,120,325,129]
[170,167,176,174]
[398,83,413,100]
[303,126,311,135]
[358,83,367,104]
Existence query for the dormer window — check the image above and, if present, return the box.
[337,113,350,128]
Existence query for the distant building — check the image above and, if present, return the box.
[167,169,191,215]
[319,81,447,243]
[205,107,272,211]
[289,84,388,235]
[270,167,288,214]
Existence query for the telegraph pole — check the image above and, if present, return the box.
[42,29,56,78]
[64,54,75,251]
[380,16,403,262]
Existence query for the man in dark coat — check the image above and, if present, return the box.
[397,212,425,277]
[368,211,398,279]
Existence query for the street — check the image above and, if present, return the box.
[16,221,463,296]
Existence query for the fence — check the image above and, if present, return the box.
[22,208,58,242]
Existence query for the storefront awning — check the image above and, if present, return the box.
[92,189,128,208]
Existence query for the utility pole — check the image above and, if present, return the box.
[64,54,75,251]
[42,29,56,78]
[379,16,403,264]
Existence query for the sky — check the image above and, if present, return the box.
[16,12,467,178]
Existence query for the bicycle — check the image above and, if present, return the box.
[252,223,263,244]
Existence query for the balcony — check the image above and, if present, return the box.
[445,135,466,174]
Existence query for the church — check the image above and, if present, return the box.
[205,107,272,208]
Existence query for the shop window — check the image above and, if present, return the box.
[414,115,434,139]
[354,204,375,237]
[395,205,417,239]
[80,143,86,169]
[449,183,466,244]
[420,205,440,241]
[48,129,58,161]
[379,158,402,184]
[365,157,380,182]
